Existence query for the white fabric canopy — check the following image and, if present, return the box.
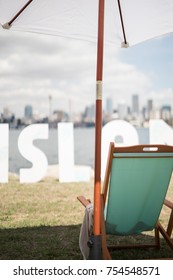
[0,0,173,47]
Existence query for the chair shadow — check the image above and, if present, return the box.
[0,226,172,259]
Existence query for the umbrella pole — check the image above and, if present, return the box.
[88,0,105,260]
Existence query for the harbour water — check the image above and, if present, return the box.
[9,127,149,174]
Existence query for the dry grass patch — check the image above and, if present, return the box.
[0,175,172,259]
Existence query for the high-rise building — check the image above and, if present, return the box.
[24,105,33,119]
[83,104,95,123]
[132,94,139,116]
[147,99,153,112]
[3,107,11,119]
[49,95,52,118]
[147,99,153,119]
[161,105,171,121]
[106,97,113,116]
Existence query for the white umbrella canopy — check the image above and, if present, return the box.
[1,0,173,259]
[1,0,173,47]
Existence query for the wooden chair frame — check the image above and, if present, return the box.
[78,142,173,259]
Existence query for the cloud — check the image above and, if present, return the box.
[0,29,160,117]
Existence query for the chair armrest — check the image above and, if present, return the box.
[77,196,91,207]
[164,199,173,210]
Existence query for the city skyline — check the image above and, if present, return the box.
[1,93,172,126]
[1,88,173,121]
[0,29,173,118]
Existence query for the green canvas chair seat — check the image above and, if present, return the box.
[106,152,173,235]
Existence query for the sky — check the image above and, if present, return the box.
[0,27,173,118]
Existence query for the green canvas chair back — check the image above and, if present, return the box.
[105,144,173,236]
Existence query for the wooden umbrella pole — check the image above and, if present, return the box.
[93,0,105,236]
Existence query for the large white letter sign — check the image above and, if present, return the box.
[0,124,9,183]
[58,122,75,182]
[149,119,173,145]
[18,124,49,183]
[101,120,139,180]
[58,122,92,182]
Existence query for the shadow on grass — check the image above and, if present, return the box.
[0,225,83,260]
[0,226,172,260]
[107,234,173,259]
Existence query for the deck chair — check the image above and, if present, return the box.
[78,142,173,259]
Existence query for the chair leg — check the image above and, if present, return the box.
[167,209,173,237]
[154,224,160,249]
[157,221,173,251]
[102,241,112,260]
[100,195,112,260]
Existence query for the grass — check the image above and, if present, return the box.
[0,175,172,260]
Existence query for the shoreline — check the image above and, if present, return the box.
[8,164,94,182]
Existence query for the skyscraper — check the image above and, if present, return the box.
[147,99,153,119]
[106,97,113,116]
[24,105,33,119]
[49,95,52,119]
[132,94,139,116]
